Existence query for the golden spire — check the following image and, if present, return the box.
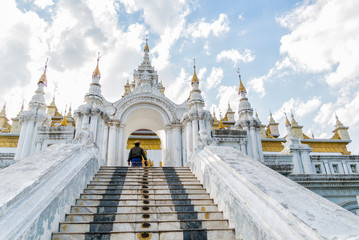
[144,35,149,51]
[219,120,225,129]
[60,115,68,126]
[335,113,342,126]
[269,111,275,123]
[191,58,199,84]
[0,103,5,114]
[237,67,246,93]
[60,108,68,126]
[50,96,56,107]
[92,52,101,78]
[38,58,48,85]
[291,112,298,125]
[67,105,72,117]
[285,113,290,126]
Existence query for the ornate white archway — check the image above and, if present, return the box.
[120,103,170,166]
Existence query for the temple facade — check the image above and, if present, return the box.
[0,41,358,216]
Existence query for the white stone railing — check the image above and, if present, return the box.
[188,146,359,240]
[0,143,99,240]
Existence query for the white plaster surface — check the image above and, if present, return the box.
[188,146,359,240]
[0,143,99,240]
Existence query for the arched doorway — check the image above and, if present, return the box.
[119,103,170,166]
[126,129,162,166]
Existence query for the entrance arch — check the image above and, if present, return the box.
[126,129,162,167]
[119,103,171,166]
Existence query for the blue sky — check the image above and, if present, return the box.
[1,0,359,153]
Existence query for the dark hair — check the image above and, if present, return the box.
[135,143,140,146]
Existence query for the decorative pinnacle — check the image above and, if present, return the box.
[144,34,149,51]
[92,52,101,78]
[237,67,246,93]
[38,58,48,86]
[284,112,290,126]
[191,58,199,84]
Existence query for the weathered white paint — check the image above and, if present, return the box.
[0,143,99,240]
[188,146,359,240]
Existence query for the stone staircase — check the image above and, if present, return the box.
[52,166,235,240]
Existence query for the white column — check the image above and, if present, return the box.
[292,151,303,174]
[30,121,41,155]
[256,128,264,162]
[20,119,35,159]
[240,138,247,154]
[101,124,109,163]
[192,119,198,153]
[107,122,118,166]
[173,126,182,167]
[165,126,171,166]
[186,121,192,161]
[82,115,89,129]
[243,126,252,158]
[14,120,28,160]
[301,150,315,174]
[75,116,83,137]
[117,125,125,166]
[90,114,99,141]
[181,127,186,166]
[250,126,259,161]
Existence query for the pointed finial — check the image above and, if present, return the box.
[67,104,72,117]
[1,103,6,114]
[284,112,290,126]
[144,34,149,51]
[92,52,101,78]
[237,67,246,93]
[38,58,48,86]
[191,58,199,84]
[311,131,315,139]
[269,111,275,122]
[335,112,343,126]
[291,110,298,125]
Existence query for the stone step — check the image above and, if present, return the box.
[58,219,230,233]
[79,193,210,200]
[70,204,219,214]
[65,211,224,222]
[75,198,214,206]
[94,174,197,181]
[90,179,200,186]
[94,173,196,178]
[86,184,203,190]
[83,188,208,195]
[52,228,235,240]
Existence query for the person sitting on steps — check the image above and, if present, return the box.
[128,140,147,167]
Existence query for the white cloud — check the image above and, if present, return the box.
[34,0,54,9]
[186,13,230,39]
[273,97,322,122]
[166,68,191,104]
[248,76,265,97]
[206,67,223,90]
[277,0,359,88]
[216,48,255,66]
